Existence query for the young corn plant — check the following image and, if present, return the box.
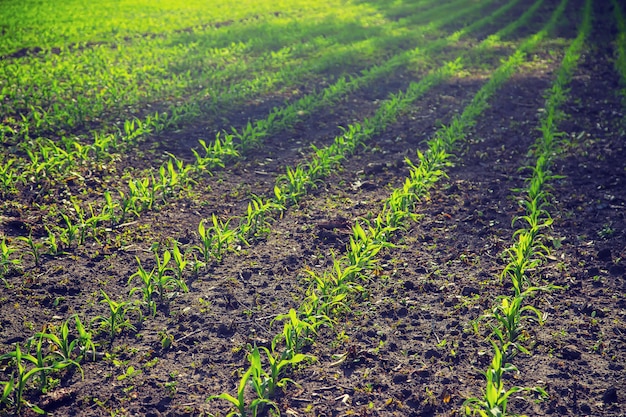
[0,157,19,198]
[170,240,189,287]
[191,134,238,173]
[463,342,525,417]
[479,291,547,358]
[347,222,393,272]
[151,248,189,299]
[1,237,20,281]
[128,176,157,212]
[276,165,313,206]
[248,344,309,401]
[92,290,139,342]
[16,233,43,267]
[302,267,350,317]
[271,309,326,359]
[208,367,273,417]
[128,258,158,316]
[194,214,236,263]
[34,319,83,370]
[238,196,284,245]
[72,315,97,361]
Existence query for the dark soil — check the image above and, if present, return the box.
[1,0,624,416]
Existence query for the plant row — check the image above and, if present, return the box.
[464,0,592,415]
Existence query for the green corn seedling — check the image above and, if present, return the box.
[272,309,325,359]
[248,344,309,400]
[463,342,521,417]
[35,320,80,366]
[128,257,158,316]
[92,290,139,341]
[238,196,284,245]
[303,268,349,316]
[276,165,311,205]
[1,237,20,279]
[194,214,235,263]
[208,366,273,417]
[153,248,189,298]
[17,233,43,266]
[72,315,97,361]
[60,212,79,249]
[481,293,546,357]
[170,240,189,288]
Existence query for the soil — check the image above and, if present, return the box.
[1,0,625,416]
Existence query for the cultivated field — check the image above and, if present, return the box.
[0,0,625,416]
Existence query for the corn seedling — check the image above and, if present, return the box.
[72,315,97,361]
[35,321,79,365]
[238,196,284,245]
[191,134,238,173]
[248,344,309,400]
[170,240,189,286]
[463,342,523,417]
[208,367,273,417]
[60,212,79,249]
[16,233,43,267]
[303,267,350,317]
[128,257,158,316]
[276,165,313,205]
[347,222,392,272]
[92,290,139,342]
[0,158,19,197]
[151,248,189,298]
[194,214,236,263]
[43,226,60,255]
[271,308,326,359]
[479,292,547,357]
[1,237,20,280]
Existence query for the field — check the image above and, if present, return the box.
[1,0,625,416]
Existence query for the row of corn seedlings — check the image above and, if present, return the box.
[206,3,566,413]
[0,0,450,145]
[464,0,592,415]
[0,0,505,272]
